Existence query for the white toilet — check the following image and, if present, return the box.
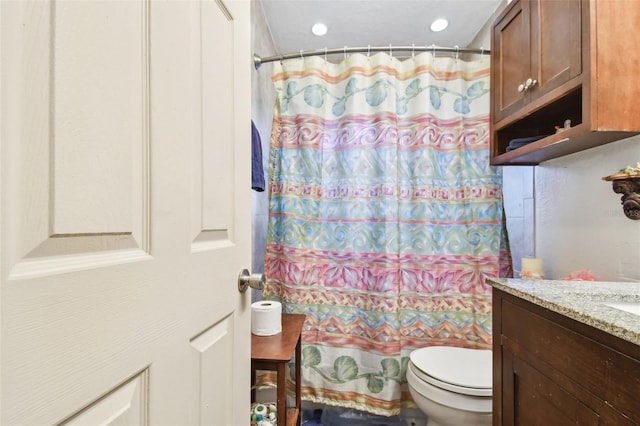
[407,346,492,426]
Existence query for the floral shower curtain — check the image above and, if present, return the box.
[262,52,511,416]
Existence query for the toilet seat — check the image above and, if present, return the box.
[409,347,492,397]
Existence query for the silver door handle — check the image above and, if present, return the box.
[237,269,265,293]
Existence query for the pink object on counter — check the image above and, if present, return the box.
[562,270,599,281]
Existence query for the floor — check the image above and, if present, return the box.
[255,387,428,426]
[300,403,427,426]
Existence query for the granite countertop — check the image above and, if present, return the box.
[487,278,640,346]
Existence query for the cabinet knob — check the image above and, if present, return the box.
[518,78,538,93]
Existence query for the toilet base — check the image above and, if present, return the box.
[408,380,491,426]
[415,394,491,426]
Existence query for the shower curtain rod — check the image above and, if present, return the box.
[253,45,489,69]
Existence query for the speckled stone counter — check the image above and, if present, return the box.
[487,278,640,346]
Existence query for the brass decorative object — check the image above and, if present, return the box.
[602,163,640,220]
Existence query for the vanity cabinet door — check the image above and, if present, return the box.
[501,353,599,425]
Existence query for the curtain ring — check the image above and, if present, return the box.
[389,44,393,57]
[300,49,304,60]
[367,44,371,57]
[344,45,347,60]
[412,43,415,57]
[480,46,485,58]
[324,47,328,61]
[431,44,436,56]
[455,45,459,60]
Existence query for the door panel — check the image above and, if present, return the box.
[192,0,236,248]
[61,370,150,425]
[6,0,149,279]
[1,0,251,424]
[190,315,234,426]
[200,0,234,235]
[53,0,144,236]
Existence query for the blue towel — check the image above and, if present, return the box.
[251,121,265,192]
[506,135,549,152]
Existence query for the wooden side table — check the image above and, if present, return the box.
[251,313,306,426]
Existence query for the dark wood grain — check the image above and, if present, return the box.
[493,289,640,425]
[251,314,306,362]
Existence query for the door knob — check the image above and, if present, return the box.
[238,269,265,293]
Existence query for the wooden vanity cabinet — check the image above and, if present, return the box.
[490,0,640,165]
[493,288,640,425]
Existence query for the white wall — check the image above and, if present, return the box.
[535,138,640,281]
[251,0,277,300]
[503,136,640,282]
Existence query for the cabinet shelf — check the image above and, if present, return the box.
[490,128,638,165]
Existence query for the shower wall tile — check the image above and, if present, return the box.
[502,166,535,277]
[523,197,535,257]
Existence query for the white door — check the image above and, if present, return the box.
[1,0,251,424]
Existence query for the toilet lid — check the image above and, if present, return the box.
[409,347,492,390]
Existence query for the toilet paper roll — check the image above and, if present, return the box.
[251,301,282,336]
[253,404,267,416]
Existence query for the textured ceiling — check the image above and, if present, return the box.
[259,0,502,58]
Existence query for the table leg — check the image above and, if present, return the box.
[295,337,301,426]
[251,364,256,403]
[277,363,286,426]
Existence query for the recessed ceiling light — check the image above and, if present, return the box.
[312,23,328,36]
[430,18,449,32]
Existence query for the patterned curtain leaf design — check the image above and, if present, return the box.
[263,53,512,416]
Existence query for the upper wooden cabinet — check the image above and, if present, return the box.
[493,0,582,123]
[490,0,640,165]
